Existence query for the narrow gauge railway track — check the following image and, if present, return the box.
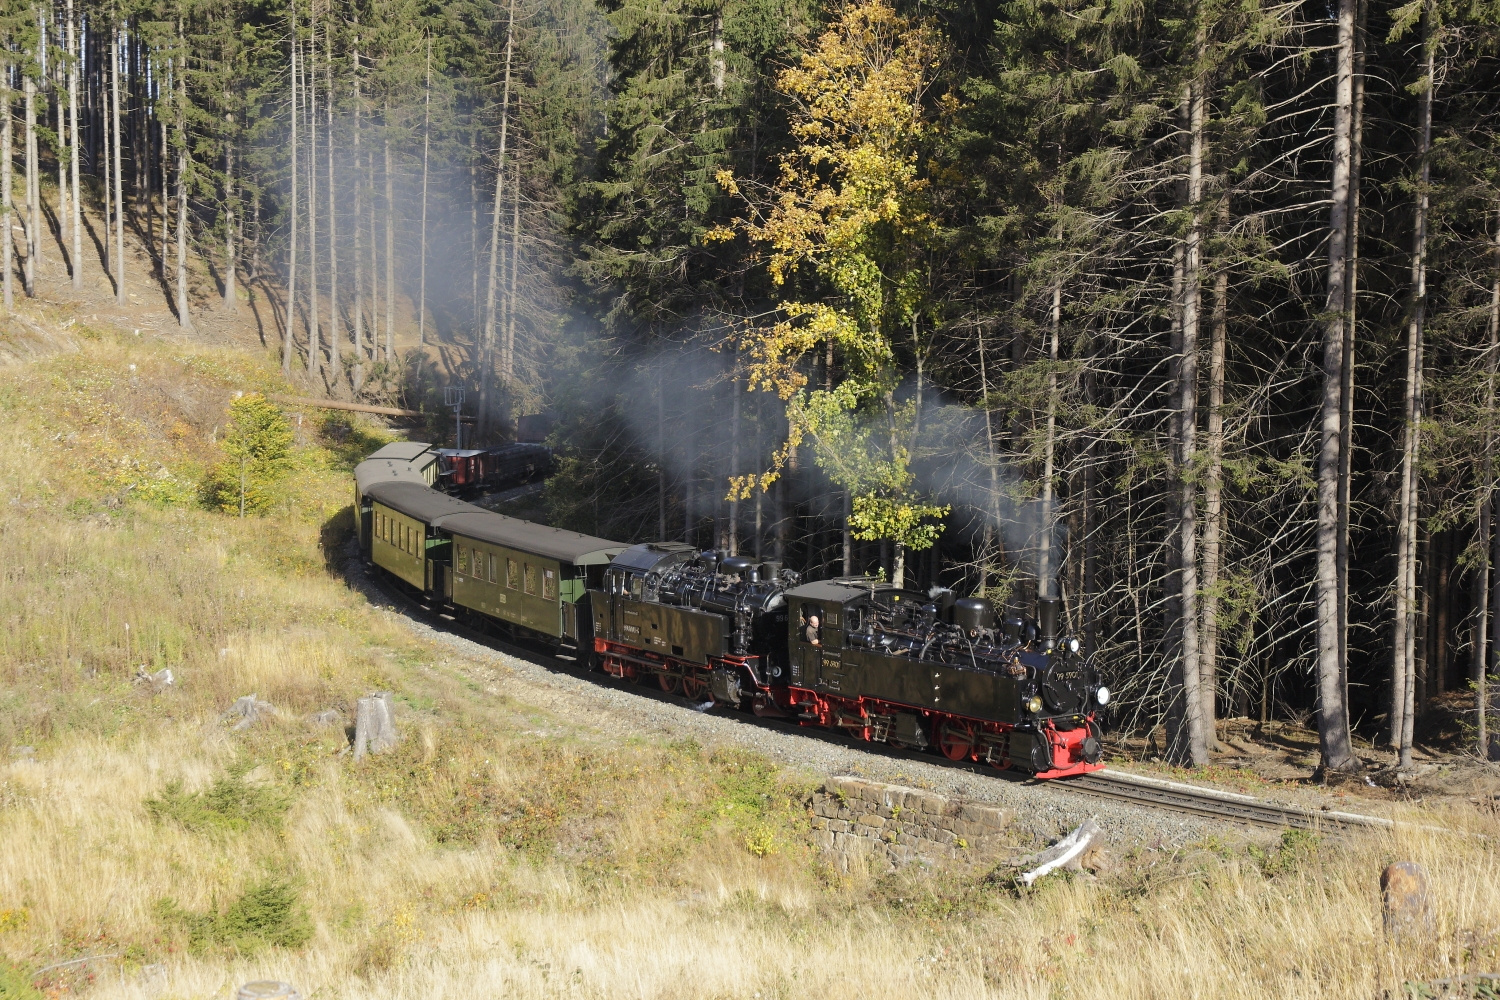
[366,561,1405,837]
[1053,769,1394,834]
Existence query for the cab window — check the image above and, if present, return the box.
[524,563,538,596]
[630,575,643,601]
[543,568,557,601]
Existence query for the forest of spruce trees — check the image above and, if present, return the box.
[4,0,1498,772]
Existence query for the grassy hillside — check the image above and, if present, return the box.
[1,316,1498,1000]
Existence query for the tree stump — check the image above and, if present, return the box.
[353,692,399,759]
[235,983,300,1000]
[224,694,273,731]
[1381,861,1432,940]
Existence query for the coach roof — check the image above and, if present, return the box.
[367,441,434,461]
[364,480,486,522]
[440,512,625,565]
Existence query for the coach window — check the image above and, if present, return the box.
[507,558,519,589]
[456,547,468,575]
[543,568,556,601]
[488,553,497,584]
[524,563,538,596]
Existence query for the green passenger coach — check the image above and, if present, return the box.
[441,512,621,641]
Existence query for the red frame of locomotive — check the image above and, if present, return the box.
[594,638,1103,779]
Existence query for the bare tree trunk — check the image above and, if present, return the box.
[326,39,337,374]
[1481,204,1500,758]
[479,0,515,435]
[505,138,521,386]
[103,34,113,281]
[418,34,430,345]
[368,132,378,361]
[470,135,479,329]
[224,137,237,312]
[54,45,68,284]
[1038,284,1060,602]
[1315,0,1359,774]
[657,370,667,538]
[3,78,12,311]
[308,25,320,381]
[352,28,363,388]
[23,71,36,296]
[729,360,741,555]
[1337,0,1366,708]
[1174,68,1209,766]
[111,24,124,306]
[159,118,167,273]
[977,322,1005,592]
[383,114,393,362]
[1202,210,1228,738]
[1395,0,1436,770]
[176,24,191,330]
[68,0,81,290]
[284,15,298,370]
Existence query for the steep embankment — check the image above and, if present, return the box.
[0,311,1497,1000]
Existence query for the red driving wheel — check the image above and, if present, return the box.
[681,671,710,702]
[938,723,975,761]
[658,671,682,695]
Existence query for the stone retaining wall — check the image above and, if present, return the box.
[809,776,1013,871]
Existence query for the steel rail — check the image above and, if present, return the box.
[1053,769,1394,834]
[364,565,1402,836]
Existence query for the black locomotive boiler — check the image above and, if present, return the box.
[354,442,1109,779]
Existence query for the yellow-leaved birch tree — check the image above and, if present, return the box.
[713,0,950,587]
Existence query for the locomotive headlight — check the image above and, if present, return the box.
[1095,686,1111,706]
[1067,637,1081,654]
[1025,695,1043,714]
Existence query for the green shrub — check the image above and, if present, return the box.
[146,769,290,834]
[156,877,313,956]
[0,963,43,1000]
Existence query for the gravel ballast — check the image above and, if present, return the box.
[356,562,1288,851]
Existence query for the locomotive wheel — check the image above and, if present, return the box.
[681,672,710,702]
[938,724,975,762]
[658,671,682,695]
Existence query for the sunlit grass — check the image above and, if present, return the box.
[1,321,1497,1000]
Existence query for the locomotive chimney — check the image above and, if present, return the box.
[1037,597,1061,651]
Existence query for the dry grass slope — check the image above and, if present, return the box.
[1,312,1498,1000]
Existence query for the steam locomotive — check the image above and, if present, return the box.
[355,442,1108,778]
